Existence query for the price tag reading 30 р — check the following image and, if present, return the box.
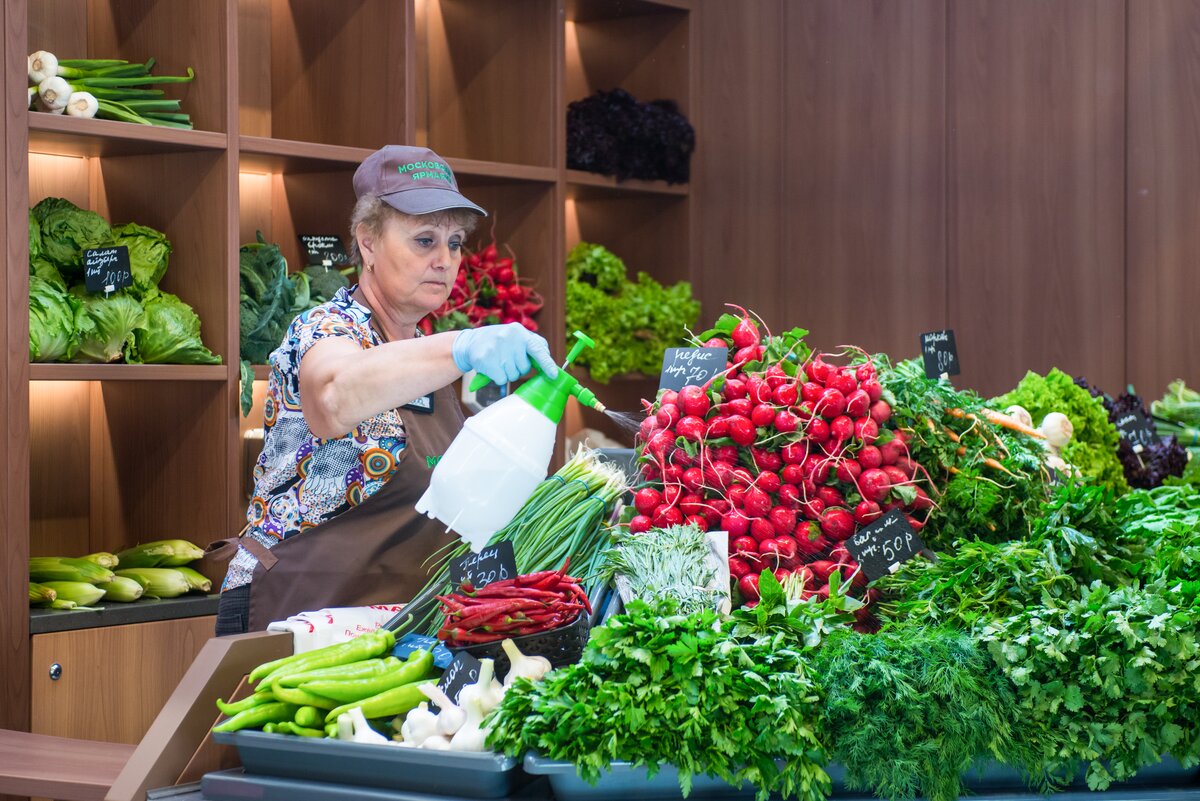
[449,540,516,589]
[844,510,926,582]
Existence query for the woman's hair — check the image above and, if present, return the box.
[348,194,480,265]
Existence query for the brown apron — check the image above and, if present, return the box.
[217,382,464,632]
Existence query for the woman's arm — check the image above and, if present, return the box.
[299,332,461,439]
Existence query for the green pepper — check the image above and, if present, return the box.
[270,679,339,710]
[213,702,299,733]
[274,721,326,738]
[325,722,339,739]
[278,656,400,688]
[255,628,396,685]
[262,722,277,734]
[301,648,434,703]
[324,679,435,724]
[215,690,273,716]
[294,706,325,729]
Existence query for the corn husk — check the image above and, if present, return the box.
[173,566,212,593]
[29,556,114,585]
[116,539,204,568]
[29,582,57,605]
[115,568,190,598]
[41,580,105,607]
[80,552,119,569]
[98,576,144,602]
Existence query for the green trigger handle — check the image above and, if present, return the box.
[467,331,596,392]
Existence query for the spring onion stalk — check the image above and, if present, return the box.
[65,91,99,119]
[57,58,128,69]
[141,114,194,129]
[117,99,182,112]
[95,99,153,125]
[69,85,166,100]
[37,76,71,112]
[76,67,194,88]
[405,446,628,636]
[27,87,35,107]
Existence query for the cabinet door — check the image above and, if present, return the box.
[31,617,215,745]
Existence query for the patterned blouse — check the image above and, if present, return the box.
[224,286,408,590]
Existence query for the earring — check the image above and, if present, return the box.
[365,262,374,272]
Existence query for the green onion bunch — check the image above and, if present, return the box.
[29,50,196,129]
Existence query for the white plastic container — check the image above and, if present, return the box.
[415,393,555,552]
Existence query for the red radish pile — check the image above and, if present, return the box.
[631,308,935,631]
[419,240,544,335]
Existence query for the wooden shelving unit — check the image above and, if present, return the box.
[1,0,696,744]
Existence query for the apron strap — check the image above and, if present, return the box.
[203,524,279,570]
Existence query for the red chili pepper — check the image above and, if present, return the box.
[516,568,561,587]
[452,599,548,630]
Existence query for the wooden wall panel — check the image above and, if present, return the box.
[1126,1,1200,395]
[694,0,785,328]
[783,0,946,359]
[947,0,1126,397]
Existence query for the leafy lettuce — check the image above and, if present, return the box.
[130,291,221,365]
[109,222,171,296]
[69,287,145,364]
[32,196,111,276]
[29,276,81,361]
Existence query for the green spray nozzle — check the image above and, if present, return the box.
[466,331,605,423]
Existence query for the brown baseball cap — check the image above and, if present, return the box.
[353,145,487,217]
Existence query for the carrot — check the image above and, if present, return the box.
[982,457,1018,477]
[949,407,1045,439]
[943,426,962,444]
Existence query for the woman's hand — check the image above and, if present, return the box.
[452,324,558,386]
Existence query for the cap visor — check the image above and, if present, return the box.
[379,186,487,217]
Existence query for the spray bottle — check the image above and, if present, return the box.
[415,331,606,551]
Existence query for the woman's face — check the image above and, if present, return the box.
[359,212,465,322]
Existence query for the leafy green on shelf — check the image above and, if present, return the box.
[130,290,221,365]
[32,196,111,277]
[29,275,82,362]
[68,286,144,363]
[109,222,171,297]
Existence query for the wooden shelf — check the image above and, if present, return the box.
[568,0,692,23]
[448,158,558,184]
[567,170,689,197]
[29,364,230,382]
[28,114,227,158]
[238,136,373,173]
[251,365,270,381]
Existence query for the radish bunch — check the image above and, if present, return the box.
[632,309,935,630]
[419,241,544,335]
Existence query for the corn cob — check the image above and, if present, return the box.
[98,576,144,602]
[115,539,203,569]
[29,582,57,605]
[173,566,212,593]
[115,568,190,598]
[80,552,119,569]
[41,581,105,607]
[29,556,114,584]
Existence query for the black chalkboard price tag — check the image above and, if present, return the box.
[449,540,517,590]
[433,652,483,710]
[392,632,454,669]
[1114,412,1157,452]
[844,510,927,582]
[83,246,133,295]
[298,234,349,267]
[660,347,726,392]
[920,329,960,379]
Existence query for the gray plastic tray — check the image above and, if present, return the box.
[201,768,552,801]
[523,753,755,801]
[212,731,526,799]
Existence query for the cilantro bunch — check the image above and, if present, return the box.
[813,628,1048,801]
[486,599,830,801]
[979,582,1200,789]
[564,242,700,382]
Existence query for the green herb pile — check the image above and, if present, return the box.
[1153,380,1200,459]
[993,368,1128,494]
[487,599,830,801]
[979,581,1200,789]
[813,628,1046,801]
[28,197,219,365]
[601,524,721,614]
[879,357,1049,548]
[564,242,699,382]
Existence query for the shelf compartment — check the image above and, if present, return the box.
[29,148,233,364]
[29,381,232,561]
[29,113,227,158]
[30,365,229,381]
[419,0,558,167]
[565,0,691,116]
[239,135,373,173]
[29,0,230,134]
[239,0,408,149]
[566,188,690,287]
[566,169,688,197]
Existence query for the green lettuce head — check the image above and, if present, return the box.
[110,222,171,296]
[32,196,111,276]
[68,286,145,364]
[29,210,42,261]
[29,275,81,362]
[130,290,221,365]
[30,256,66,291]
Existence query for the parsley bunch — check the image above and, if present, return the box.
[813,628,1047,801]
[487,600,830,801]
[979,582,1200,789]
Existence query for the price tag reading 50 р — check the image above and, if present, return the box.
[844,510,926,583]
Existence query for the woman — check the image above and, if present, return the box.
[213,145,558,635]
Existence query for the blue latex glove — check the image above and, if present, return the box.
[452,324,559,386]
